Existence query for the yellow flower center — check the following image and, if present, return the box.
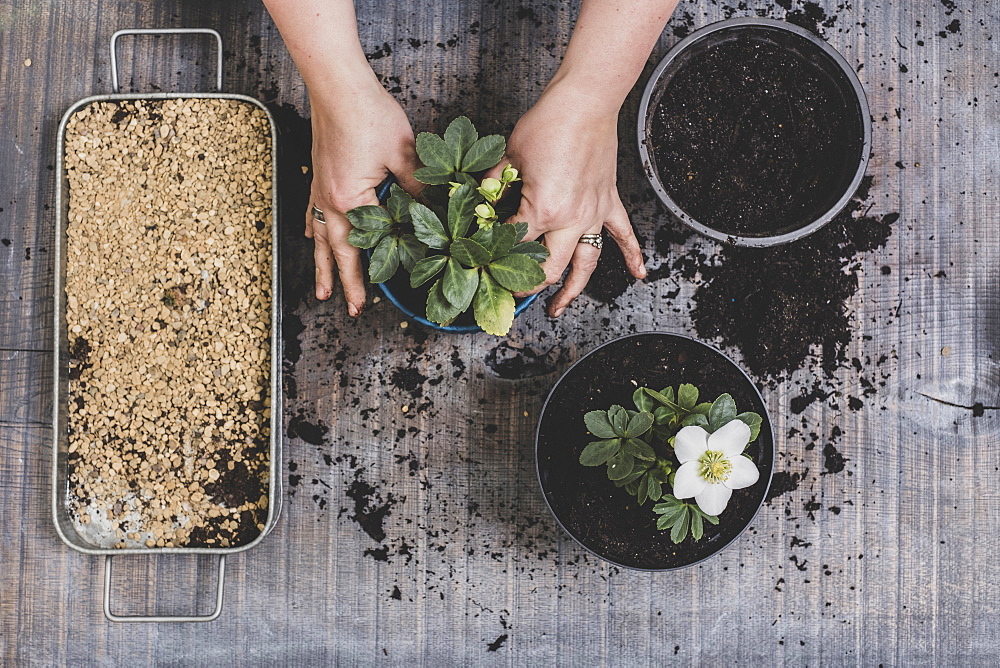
[698,450,731,484]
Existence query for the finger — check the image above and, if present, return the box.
[323,206,370,317]
[513,226,581,298]
[547,226,603,317]
[604,199,647,279]
[483,156,512,182]
[304,206,315,239]
[312,223,336,302]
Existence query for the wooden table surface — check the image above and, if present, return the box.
[2,0,998,664]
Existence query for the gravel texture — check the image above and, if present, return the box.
[63,98,273,549]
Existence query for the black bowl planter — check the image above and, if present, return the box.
[535,332,774,571]
[638,18,871,247]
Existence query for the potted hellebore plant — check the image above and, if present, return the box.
[535,332,774,570]
[581,386,762,544]
[346,117,548,335]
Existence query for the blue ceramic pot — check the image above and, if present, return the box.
[369,178,541,333]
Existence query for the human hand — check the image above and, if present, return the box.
[307,79,423,315]
[488,82,646,318]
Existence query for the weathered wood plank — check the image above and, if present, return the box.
[3,0,1000,664]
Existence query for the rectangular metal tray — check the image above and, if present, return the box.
[51,28,282,622]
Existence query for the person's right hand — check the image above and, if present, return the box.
[307,77,423,316]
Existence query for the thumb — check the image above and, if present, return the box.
[483,156,513,182]
[387,150,426,200]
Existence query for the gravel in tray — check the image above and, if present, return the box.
[64,98,273,549]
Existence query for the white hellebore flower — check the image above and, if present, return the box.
[672,421,759,516]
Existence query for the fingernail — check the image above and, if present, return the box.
[552,307,565,318]
[348,304,359,318]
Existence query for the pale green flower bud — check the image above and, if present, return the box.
[475,203,495,219]
[478,177,503,200]
[501,164,519,182]
[448,182,463,197]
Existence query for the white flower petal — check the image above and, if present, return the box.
[674,426,709,463]
[672,461,707,500]
[695,483,733,516]
[724,454,760,489]
[708,419,751,457]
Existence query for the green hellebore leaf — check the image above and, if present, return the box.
[486,223,517,259]
[472,270,515,336]
[368,235,400,284]
[709,393,738,431]
[647,474,663,502]
[414,165,457,186]
[579,439,621,466]
[447,183,479,240]
[487,254,545,293]
[426,278,463,326]
[608,405,629,436]
[625,411,654,438]
[623,437,656,461]
[678,384,699,410]
[652,405,673,425]
[649,425,671,444]
[460,134,505,173]
[690,510,704,541]
[386,184,414,224]
[606,450,635,481]
[737,411,763,441]
[442,258,479,311]
[347,205,393,232]
[692,402,713,416]
[633,388,654,413]
[513,222,529,243]
[584,410,617,439]
[618,467,648,487]
[645,388,684,413]
[397,234,427,272]
[682,413,710,429]
[410,255,448,288]
[509,241,549,263]
[410,203,450,249]
[347,227,388,250]
[470,225,495,249]
[415,131,455,172]
[450,238,492,268]
[670,510,691,544]
[637,475,649,505]
[444,116,477,166]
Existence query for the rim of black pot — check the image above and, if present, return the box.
[534,331,775,572]
[636,18,872,247]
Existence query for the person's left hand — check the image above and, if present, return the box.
[487,81,646,317]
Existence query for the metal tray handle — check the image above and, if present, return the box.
[103,555,226,623]
[110,28,224,93]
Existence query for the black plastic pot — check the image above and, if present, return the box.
[535,332,774,571]
[637,18,871,247]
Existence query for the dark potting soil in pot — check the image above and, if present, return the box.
[536,333,773,570]
[650,37,863,237]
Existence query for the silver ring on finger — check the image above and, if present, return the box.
[310,205,327,224]
[578,233,603,250]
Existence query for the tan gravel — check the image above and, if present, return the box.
[63,98,273,549]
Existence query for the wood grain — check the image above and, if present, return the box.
[2,0,1000,664]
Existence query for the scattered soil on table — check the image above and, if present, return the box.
[63,99,273,549]
[677,177,897,380]
[536,333,773,570]
[650,36,862,237]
